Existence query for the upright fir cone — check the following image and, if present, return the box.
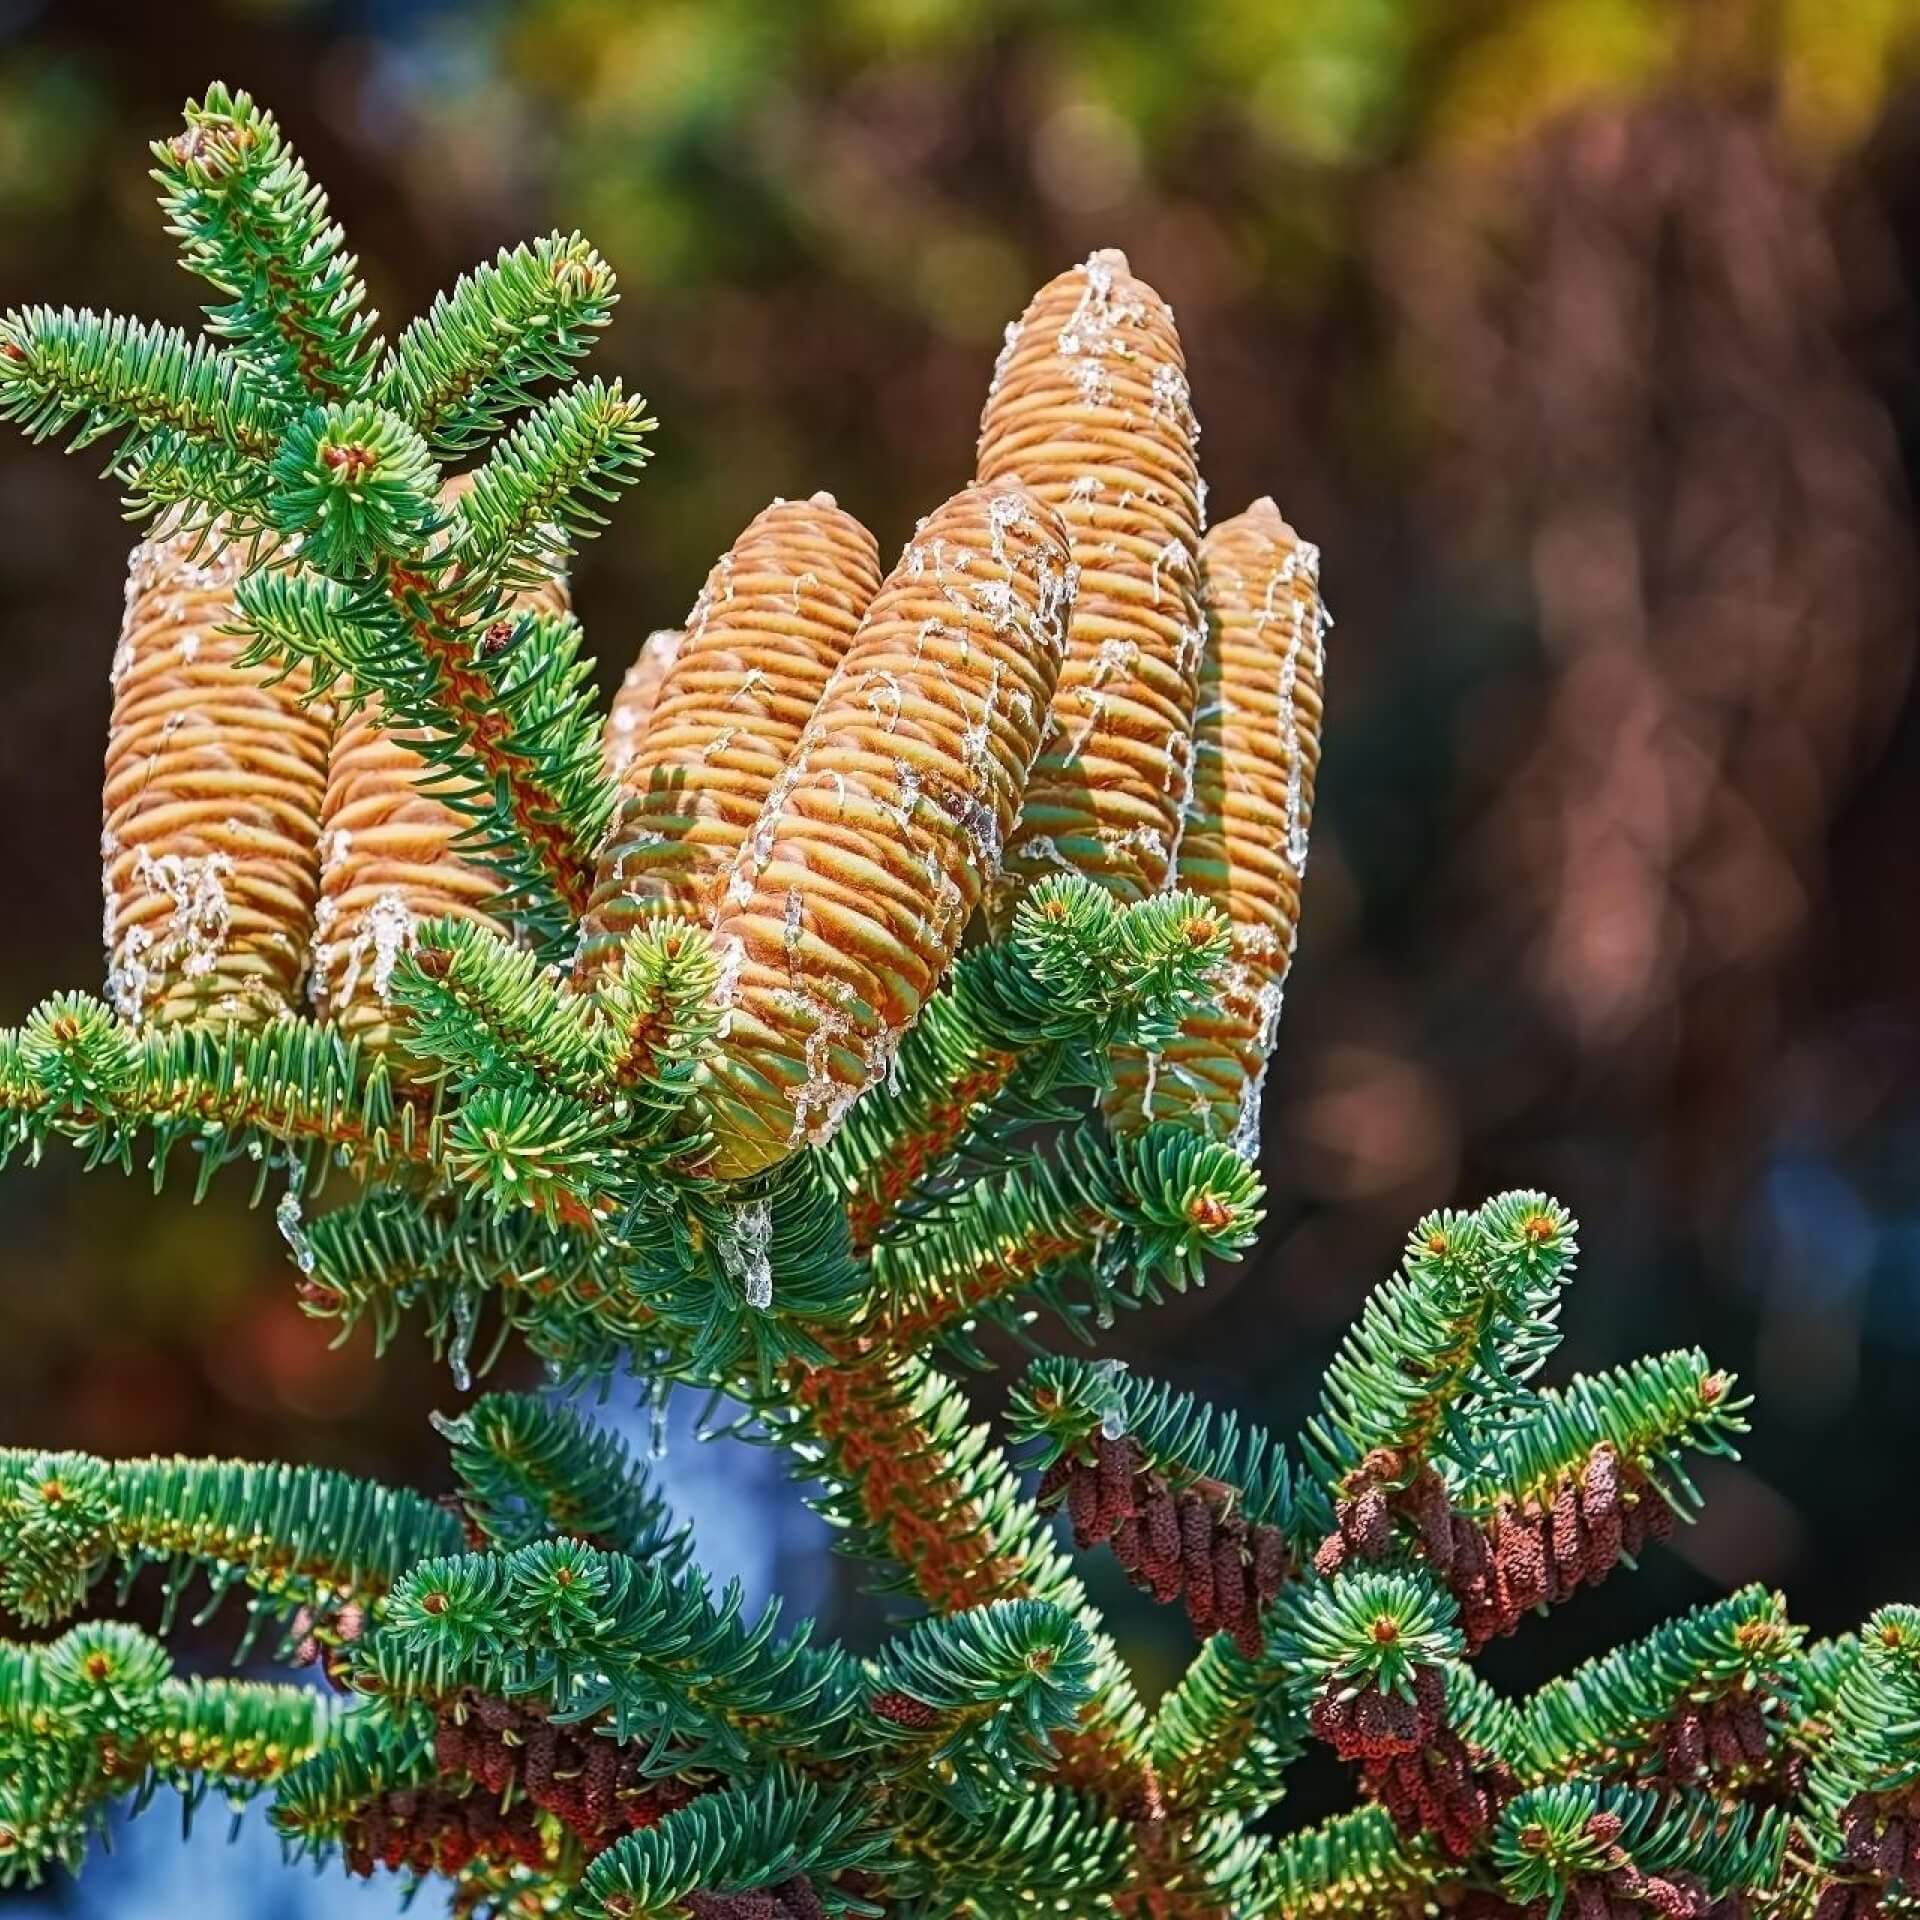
[576,494,881,979]
[977,248,1206,920]
[309,478,568,1051]
[1106,498,1328,1147]
[102,518,333,1027]
[601,627,683,781]
[700,481,1071,1181]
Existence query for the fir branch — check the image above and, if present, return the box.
[371,1538,854,1772]
[0,1446,463,1629]
[1491,1783,1788,1912]
[825,877,1230,1250]
[1151,1633,1308,1820]
[1451,1349,1747,1515]
[234,571,613,949]
[592,920,726,1125]
[447,376,653,603]
[867,1121,1261,1353]
[574,1775,887,1920]
[1009,1355,1295,1534]
[1252,1804,1445,1920]
[295,1182,631,1375]
[1517,1585,1803,1790]
[0,1623,328,1888]
[376,232,618,453]
[392,917,612,1094]
[267,399,441,570]
[889,1782,1131,1918]
[431,1390,687,1565]
[622,1156,870,1379]
[1807,1606,1920,1841]
[1299,1191,1579,1499]
[771,1347,1155,1811]
[153,83,379,402]
[858,1599,1096,1802]
[269,1710,439,1861]
[388,916,719,1147]
[1,993,436,1197]
[0,305,281,520]
[1276,1567,1464,1701]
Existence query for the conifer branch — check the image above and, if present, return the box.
[0,306,281,521]
[825,878,1229,1251]
[1251,1805,1444,1920]
[375,232,617,453]
[4,89,1917,1920]
[0,1624,328,1887]
[1151,1635,1307,1820]
[432,1392,687,1564]
[1299,1191,1579,1498]
[372,1539,854,1767]
[774,1348,1156,1811]
[152,84,379,403]
[573,1776,887,1920]
[889,1783,1131,1915]
[447,376,653,602]
[857,1600,1096,1805]
[293,1183,626,1371]
[866,1122,1261,1353]
[1,994,437,1192]
[1491,1783,1788,1913]
[0,1447,463,1628]
[1517,1585,1804,1791]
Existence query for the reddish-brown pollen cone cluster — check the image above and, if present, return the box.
[1656,1690,1781,1794]
[428,1690,704,1857]
[1822,1785,1920,1916]
[1443,1450,1672,1651]
[679,1877,829,1920]
[1316,1449,1674,1652]
[1549,1813,1710,1919]
[342,1783,546,1879]
[868,1689,942,1731]
[1308,1666,1510,1861]
[1037,1430,1289,1655]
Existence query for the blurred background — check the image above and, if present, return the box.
[3,0,1920,1907]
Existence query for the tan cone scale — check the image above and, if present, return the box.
[310,478,570,1049]
[577,495,881,977]
[978,248,1206,921]
[1106,498,1328,1151]
[102,519,333,1028]
[601,628,683,781]
[701,481,1074,1182]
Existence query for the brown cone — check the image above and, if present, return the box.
[102,518,333,1027]
[578,493,880,975]
[701,480,1071,1181]
[978,248,1205,919]
[1106,498,1328,1145]
[310,476,569,1050]
[602,627,683,781]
